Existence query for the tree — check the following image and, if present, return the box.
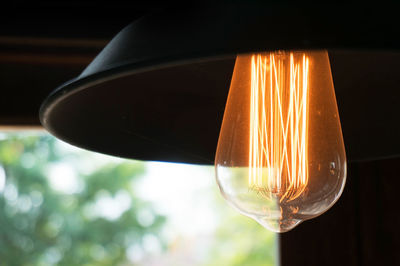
[0,132,278,266]
[0,133,165,266]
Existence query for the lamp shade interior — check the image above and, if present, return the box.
[40,4,400,164]
[40,50,400,164]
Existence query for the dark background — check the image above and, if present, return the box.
[0,1,159,125]
[1,2,399,265]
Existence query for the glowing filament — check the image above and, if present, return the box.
[248,52,310,202]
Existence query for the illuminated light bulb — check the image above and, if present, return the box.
[215,50,346,233]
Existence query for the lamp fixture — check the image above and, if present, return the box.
[39,3,400,232]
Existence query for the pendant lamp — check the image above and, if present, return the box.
[39,3,400,232]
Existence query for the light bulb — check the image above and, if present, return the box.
[215,50,346,232]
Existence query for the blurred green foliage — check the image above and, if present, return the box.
[0,132,277,266]
[0,133,165,266]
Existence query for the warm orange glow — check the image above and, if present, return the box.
[215,50,346,232]
[248,52,310,202]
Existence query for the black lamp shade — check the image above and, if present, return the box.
[40,3,400,164]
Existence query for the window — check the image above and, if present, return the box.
[0,132,278,266]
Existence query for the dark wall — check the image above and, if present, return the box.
[281,159,400,266]
[0,2,155,125]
